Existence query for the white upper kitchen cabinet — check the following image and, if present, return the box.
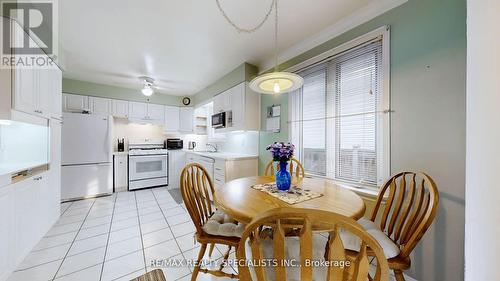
[212,82,260,132]
[112,99,129,118]
[63,93,90,113]
[147,103,165,123]
[128,101,148,120]
[164,105,180,132]
[179,107,194,132]
[89,97,111,115]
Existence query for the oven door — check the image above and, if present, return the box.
[211,112,226,128]
[129,154,168,181]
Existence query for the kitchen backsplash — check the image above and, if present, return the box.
[113,119,164,151]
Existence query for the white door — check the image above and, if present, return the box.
[90,97,111,115]
[112,100,129,118]
[63,94,89,112]
[213,93,224,113]
[167,150,185,189]
[129,154,168,180]
[147,104,165,122]
[164,106,180,131]
[128,102,148,120]
[50,68,62,119]
[179,107,194,132]
[61,163,112,200]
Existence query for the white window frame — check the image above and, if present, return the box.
[287,26,391,189]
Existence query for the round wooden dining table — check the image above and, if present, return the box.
[214,176,366,224]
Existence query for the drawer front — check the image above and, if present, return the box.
[214,159,225,175]
[213,173,225,187]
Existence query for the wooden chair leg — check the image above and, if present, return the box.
[191,243,207,281]
[219,246,232,271]
[208,243,215,257]
[394,269,406,281]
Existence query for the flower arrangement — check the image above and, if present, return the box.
[266,142,295,162]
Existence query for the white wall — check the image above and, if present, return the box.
[465,0,500,280]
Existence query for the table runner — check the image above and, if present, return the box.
[251,182,323,204]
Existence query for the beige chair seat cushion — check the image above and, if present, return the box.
[202,209,245,238]
[340,218,401,259]
[245,234,329,281]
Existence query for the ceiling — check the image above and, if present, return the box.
[59,0,405,96]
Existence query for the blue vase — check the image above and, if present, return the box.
[275,161,291,191]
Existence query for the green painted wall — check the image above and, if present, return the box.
[258,1,466,281]
[258,94,289,175]
[192,62,258,106]
[62,78,182,105]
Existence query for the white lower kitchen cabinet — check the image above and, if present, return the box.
[213,158,258,188]
[185,152,258,188]
[0,171,60,280]
[114,154,128,191]
[168,150,186,189]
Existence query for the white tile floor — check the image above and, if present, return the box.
[8,187,237,281]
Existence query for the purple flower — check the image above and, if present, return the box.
[266,142,295,162]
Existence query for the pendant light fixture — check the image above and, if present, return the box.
[217,0,303,94]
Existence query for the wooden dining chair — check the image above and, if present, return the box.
[180,163,243,280]
[236,207,389,281]
[359,172,439,281]
[264,158,305,178]
[130,269,166,281]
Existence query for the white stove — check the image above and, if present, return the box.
[128,139,168,190]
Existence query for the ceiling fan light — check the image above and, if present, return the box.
[141,85,154,96]
[249,72,303,94]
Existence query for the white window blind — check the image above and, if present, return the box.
[289,38,388,187]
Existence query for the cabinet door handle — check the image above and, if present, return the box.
[33,176,42,181]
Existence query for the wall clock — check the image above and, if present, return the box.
[182,97,191,106]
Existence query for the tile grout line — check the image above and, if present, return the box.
[151,189,191,272]
[134,191,149,273]
[59,202,74,216]
[50,199,97,280]
[98,194,118,281]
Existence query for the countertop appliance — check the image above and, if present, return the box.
[166,138,183,150]
[117,138,125,152]
[128,139,168,191]
[211,111,232,129]
[188,141,196,150]
[61,113,113,201]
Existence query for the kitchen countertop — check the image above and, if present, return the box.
[183,150,258,161]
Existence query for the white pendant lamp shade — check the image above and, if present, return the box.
[249,71,303,94]
[141,85,154,96]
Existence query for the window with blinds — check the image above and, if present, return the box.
[289,37,388,187]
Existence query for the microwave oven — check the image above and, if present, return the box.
[211,111,232,129]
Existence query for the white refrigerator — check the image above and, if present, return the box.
[61,113,113,201]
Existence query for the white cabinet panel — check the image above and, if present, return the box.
[50,68,62,119]
[63,93,89,113]
[167,150,185,189]
[147,104,165,122]
[37,70,52,117]
[164,106,180,132]
[229,83,245,130]
[112,100,129,118]
[89,97,111,116]
[179,107,194,132]
[114,154,128,190]
[12,68,37,115]
[0,187,15,281]
[128,101,148,120]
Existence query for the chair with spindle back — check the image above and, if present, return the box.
[264,158,305,179]
[354,172,439,281]
[180,163,243,280]
[236,207,389,281]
